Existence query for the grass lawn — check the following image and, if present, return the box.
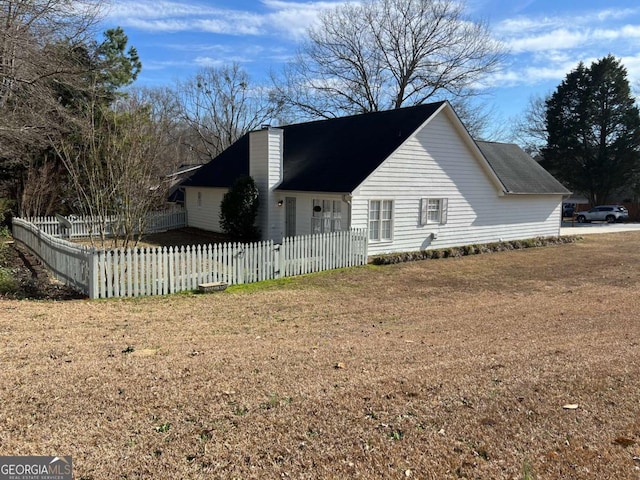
[1,232,640,479]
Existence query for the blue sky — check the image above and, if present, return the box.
[102,0,640,138]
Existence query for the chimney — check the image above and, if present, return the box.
[249,127,283,240]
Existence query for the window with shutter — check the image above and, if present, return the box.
[420,198,448,225]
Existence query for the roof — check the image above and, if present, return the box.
[181,137,250,189]
[475,141,571,195]
[182,102,445,192]
[182,102,569,196]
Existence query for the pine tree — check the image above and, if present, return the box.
[542,55,640,205]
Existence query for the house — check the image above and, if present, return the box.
[181,101,570,255]
[166,163,203,205]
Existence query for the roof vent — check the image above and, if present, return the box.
[261,124,270,130]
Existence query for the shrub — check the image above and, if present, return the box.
[219,175,260,240]
[370,236,580,265]
[0,267,18,295]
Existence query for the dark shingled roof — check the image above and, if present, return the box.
[182,103,569,196]
[182,102,445,192]
[181,135,250,189]
[475,141,571,195]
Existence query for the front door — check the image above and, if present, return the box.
[285,197,296,237]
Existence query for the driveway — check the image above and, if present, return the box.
[560,221,640,236]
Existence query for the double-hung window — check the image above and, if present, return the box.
[420,198,448,225]
[369,200,393,241]
[312,199,342,233]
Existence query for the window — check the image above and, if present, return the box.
[197,191,202,208]
[369,200,393,241]
[312,199,342,233]
[420,198,448,225]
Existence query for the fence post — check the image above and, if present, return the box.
[88,248,98,299]
[274,243,281,279]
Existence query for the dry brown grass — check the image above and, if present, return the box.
[1,233,640,479]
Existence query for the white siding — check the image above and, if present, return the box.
[352,110,564,255]
[250,127,284,241]
[184,186,227,232]
[278,192,349,237]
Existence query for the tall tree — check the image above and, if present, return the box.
[272,0,503,119]
[177,63,283,160]
[93,27,141,103]
[1,21,144,216]
[0,0,102,158]
[542,56,640,205]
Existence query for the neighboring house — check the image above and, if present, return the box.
[166,164,203,205]
[181,101,570,256]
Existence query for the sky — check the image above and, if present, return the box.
[102,0,640,139]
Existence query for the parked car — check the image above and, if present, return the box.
[574,205,629,223]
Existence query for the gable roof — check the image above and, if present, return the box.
[182,102,569,196]
[475,141,571,195]
[182,102,445,192]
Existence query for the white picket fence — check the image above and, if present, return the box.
[11,218,94,295]
[11,217,368,299]
[25,208,187,239]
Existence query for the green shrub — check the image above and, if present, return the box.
[0,267,18,295]
[219,175,260,240]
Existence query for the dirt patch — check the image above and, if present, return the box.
[0,241,85,300]
[1,232,640,479]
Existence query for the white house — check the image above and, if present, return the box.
[181,101,570,256]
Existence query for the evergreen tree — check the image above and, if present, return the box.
[219,176,260,240]
[542,55,640,205]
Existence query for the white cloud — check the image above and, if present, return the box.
[507,29,588,53]
[106,0,345,39]
[489,4,640,92]
[261,0,350,38]
[107,1,223,19]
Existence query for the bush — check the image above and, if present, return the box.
[0,267,18,295]
[0,198,16,229]
[219,176,260,240]
[370,236,580,265]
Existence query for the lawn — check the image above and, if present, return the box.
[1,232,639,479]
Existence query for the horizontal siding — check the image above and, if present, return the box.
[352,111,563,255]
[250,128,283,240]
[282,192,349,236]
[250,131,270,238]
[185,187,227,232]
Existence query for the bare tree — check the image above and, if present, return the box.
[55,94,180,248]
[177,63,283,160]
[272,0,504,119]
[126,86,198,168]
[0,0,103,157]
[509,94,549,157]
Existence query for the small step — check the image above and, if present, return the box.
[197,282,228,293]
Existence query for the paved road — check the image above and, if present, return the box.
[560,222,640,236]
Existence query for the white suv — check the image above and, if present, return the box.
[575,205,629,223]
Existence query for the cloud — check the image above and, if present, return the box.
[496,7,640,35]
[106,0,344,39]
[507,29,588,53]
[488,5,640,92]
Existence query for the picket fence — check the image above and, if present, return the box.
[26,208,187,239]
[12,217,368,299]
